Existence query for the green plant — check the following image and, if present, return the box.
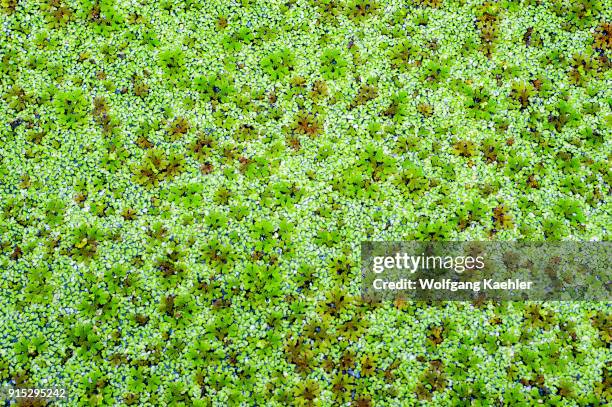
[260,48,295,80]
[71,223,105,261]
[52,89,89,129]
[158,47,185,77]
[346,0,378,21]
[320,49,347,80]
[79,0,124,34]
[194,74,234,103]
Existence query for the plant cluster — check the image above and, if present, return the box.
[1,0,610,405]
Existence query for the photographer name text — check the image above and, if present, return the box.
[372,278,533,292]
